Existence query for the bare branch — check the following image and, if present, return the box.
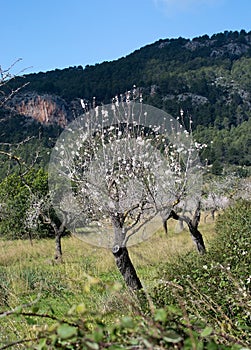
[0,59,30,108]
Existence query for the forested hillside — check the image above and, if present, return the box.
[1,29,251,174]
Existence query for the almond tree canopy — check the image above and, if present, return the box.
[48,100,202,248]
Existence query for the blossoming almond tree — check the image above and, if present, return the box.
[49,93,205,290]
[201,175,239,222]
[25,190,80,263]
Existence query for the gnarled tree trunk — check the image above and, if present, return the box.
[50,219,65,262]
[54,232,63,261]
[112,245,143,290]
[168,202,206,254]
[111,213,143,290]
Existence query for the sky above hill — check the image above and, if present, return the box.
[1,0,251,75]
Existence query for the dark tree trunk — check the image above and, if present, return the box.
[204,208,217,223]
[112,245,143,290]
[39,212,65,262]
[186,220,206,254]
[54,233,63,261]
[169,203,206,254]
[162,217,168,235]
[28,230,33,246]
[211,209,216,221]
[111,213,143,291]
[189,202,206,254]
[49,219,65,262]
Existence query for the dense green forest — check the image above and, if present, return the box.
[1,30,251,175]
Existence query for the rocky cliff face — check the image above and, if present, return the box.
[8,93,72,127]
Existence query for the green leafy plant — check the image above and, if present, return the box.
[152,200,251,348]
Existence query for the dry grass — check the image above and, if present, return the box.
[0,217,216,305]
[130,217,216,264]
[0,218,216,300]
[0,217,216,270]
[0,218,217,348]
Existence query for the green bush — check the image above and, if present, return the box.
[152,200,251,348]
[0,169,63,240]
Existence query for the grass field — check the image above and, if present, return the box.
[1,199,251,350]
[0,218,216,344]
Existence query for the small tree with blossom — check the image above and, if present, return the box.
[26,184,82,261]
[49,90,206,290]
[234,177,251,201]
[201,175,240,222]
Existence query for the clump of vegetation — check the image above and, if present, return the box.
[153,200,251,348]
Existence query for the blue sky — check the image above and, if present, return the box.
[1,0,251,75]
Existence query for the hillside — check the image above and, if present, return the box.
[1,30,251,174]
